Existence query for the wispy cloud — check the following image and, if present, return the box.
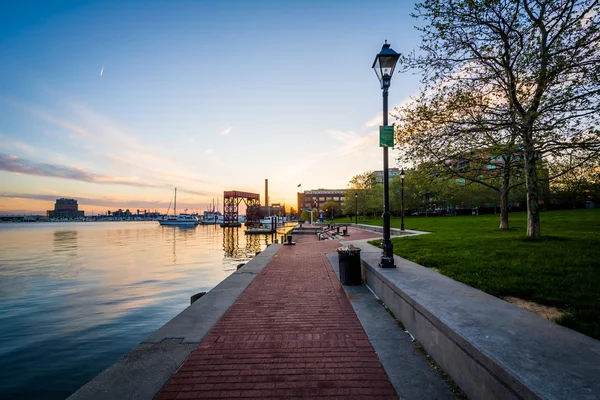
[220,125,232,135]
[205,149,214,154]
[176,188,212,196]
[0,132,37,154]
[33,110,95,140]
[327,129,378,155]
[0,153,160,188]
[12,141,35,153]
[0,153,214,196]
[7,99,220,191]
[0,192,166,209]
[14,99,173,169]
[365,93,416,128]
[0,192,207,211]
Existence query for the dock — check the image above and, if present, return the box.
[244,227,273,234]
[220,222,242,227]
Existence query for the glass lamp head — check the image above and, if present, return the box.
[372,41,400,89]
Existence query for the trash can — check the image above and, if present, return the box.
[337,246,362,285]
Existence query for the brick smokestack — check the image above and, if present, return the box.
[265,179,269,207]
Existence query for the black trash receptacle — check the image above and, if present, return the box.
[337,246,362,285]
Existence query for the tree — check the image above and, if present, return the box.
[401,0,600,237]
[395,78,528,228]
[345,171,382,219]
[321,200,342,219]
[549,150,600,207]
[390,167,504,215]
[300,209,315,223]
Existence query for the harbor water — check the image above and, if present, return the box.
[0,221,285,399]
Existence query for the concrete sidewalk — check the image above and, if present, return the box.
[155,227,453,399]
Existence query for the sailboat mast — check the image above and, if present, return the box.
[175,187,177,215]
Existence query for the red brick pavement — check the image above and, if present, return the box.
[156,227,393,399]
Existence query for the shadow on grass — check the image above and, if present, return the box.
[519,235,571,243]
[557,313,600,340]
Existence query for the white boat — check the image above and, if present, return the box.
[199,211,223,225]
[159,213,198,226]
[199,199,223,225]
[158,188,198,226]
[260,216,287,225]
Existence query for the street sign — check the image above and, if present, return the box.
[379,125,394,147]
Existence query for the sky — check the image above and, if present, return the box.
[0,0,424,215]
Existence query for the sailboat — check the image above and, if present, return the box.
[199,198,224,225]
[158,188,198,226]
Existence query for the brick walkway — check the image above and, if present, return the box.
[156,228,395,399]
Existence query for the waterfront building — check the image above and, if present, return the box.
[297,189,347,212]
[375,167,401,183]
[46,198,85,219]
[259,203,287,218]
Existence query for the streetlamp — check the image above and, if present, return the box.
[373,40,400,268]
[400,169,405,231]
[355,192,358,224]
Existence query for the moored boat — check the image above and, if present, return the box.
[158,213,198,226]
[158,188,198,226]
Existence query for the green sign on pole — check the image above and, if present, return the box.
[379,125,394,147]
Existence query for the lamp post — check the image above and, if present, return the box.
[355,192,358,224]
[373,40,400,268]
[400,169,405,231]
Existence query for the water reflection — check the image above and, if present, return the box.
[222,227,240,258]
[0,222,283,400]
[222,228,278,261]
[245,234,261,256]
[53,230,78,254]
[159,225,198,263]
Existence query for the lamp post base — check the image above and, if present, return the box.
[379,239,396,268]
[379,255,396,268]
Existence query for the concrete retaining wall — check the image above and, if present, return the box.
[358,246,600,400]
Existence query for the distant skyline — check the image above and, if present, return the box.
[0,0,423,214]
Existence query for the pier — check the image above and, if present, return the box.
[221,191,261,227]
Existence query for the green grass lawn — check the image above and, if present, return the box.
[336,209,600,340]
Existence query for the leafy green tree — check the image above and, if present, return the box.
[395,89,527,228]
[400,0,600,238]
[344,171,382,219]
[549,150,600,207]
[300,209,315,223]
[391,167,525,216]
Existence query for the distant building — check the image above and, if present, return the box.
[297,189,347,212]
[375,168,401,183]
[109,209,133,219]
[46,198,85,219]
[259,203,287,218]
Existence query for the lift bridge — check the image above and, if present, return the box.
[221,191,261,227]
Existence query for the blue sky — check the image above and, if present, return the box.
[0,0,422,214]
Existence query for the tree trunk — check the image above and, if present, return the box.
[524,138,541,238]
[499,176,509,230]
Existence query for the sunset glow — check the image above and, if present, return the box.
[0,1,420,215]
